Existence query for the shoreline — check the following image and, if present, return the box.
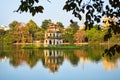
[13,42,120,46]
[21,45,89,49]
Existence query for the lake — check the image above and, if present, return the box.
[0,45,120,80]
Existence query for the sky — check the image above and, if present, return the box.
[0,0,82,27]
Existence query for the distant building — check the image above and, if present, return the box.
[0,25,10,31]
[44,23,63,46]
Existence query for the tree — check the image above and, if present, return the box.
[15,0,44,16]
[86,27,106,43]
[25,20,39,41]
[0,29,5,39]
[26,20,39,34]
[56,22,64,28]
[7,21,22,43]
[69,21,79,34]
[9,20,19,30]
[0,29,6,49]
[41,19,51,29]
[62,27,74,45]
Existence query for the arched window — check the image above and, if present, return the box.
[49,40,52,45]
[49,51,52,56]
[84,37,88,42]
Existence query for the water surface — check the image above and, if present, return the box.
[0,45,120,80]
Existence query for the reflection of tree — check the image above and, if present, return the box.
[86,45,106,62]
[0,47,7,62]
[1,45,120,72]
[8,49,44,68]
[103,44,120,58]
[0,56,7,62]
[63,50,79,66]
[103,58,118,71]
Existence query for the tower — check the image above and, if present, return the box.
[44,23,63,46]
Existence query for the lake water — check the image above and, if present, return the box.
[0,45,120,80]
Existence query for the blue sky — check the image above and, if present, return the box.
[0,0,82,27]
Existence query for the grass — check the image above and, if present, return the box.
[21,45,89,50]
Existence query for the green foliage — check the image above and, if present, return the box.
[0,29,5,39]
[16,0,120,42]
[62,28,74,45]
[69,21,79,34]
[56,22,64,28]
[1,44,120,69]
[86,27,107,43]
[62,22,79,45]
[103,44,120,59]
[3,20,41,44]
[41,19,51,29]
[9,20,19,30]
[16,0,44,16]
[26,20,39,33]
[25,20,39,40]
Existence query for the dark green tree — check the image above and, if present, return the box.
[26,20,39,40]
[69,21,79,34]
[9,20,19,30]
[56,22,64,28]
[41,19,51,29]
[62,28,74,45]
[0,29,5,39]
[26,20,39,33]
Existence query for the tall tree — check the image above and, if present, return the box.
[26,20,39,33]
[41,19,51,29]
[56,22,64,28]
[62,27,74,45]
[69,21,79,34]
[9,20,19,30]
[0,29,5,39]
[25,20,39,40]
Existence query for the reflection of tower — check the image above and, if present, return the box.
[74,50,89,71]
[44,50,63,72]
[103,59,118,71]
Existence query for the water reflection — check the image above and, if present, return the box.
[0,45,120,72]
[0,56,7,62]
[43,50,63,72]
[103,58,118,71]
